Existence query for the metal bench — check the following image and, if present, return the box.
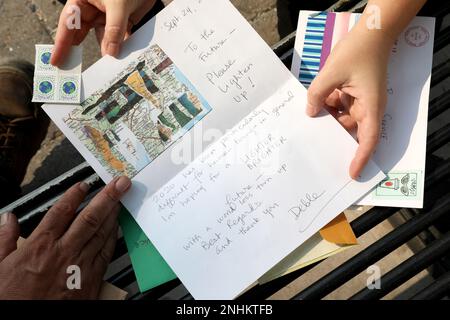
[1,0,449,300]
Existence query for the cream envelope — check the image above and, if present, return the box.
[17,237,127,300]
[258,213,357,284]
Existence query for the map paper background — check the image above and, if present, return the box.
[64,44,211,178]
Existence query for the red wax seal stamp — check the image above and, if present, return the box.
[405,26,430,47]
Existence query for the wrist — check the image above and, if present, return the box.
[351,22,394,56]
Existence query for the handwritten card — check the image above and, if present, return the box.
[43,0,384,299]
[292,11,435,208]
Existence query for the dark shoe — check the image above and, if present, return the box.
[0,59,50,207]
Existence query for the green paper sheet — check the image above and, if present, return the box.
[119,207,177,292]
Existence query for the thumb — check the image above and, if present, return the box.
[101,1,130,57]
[0,213,20,261]
[349,116,380,179]
[306,64,345,117]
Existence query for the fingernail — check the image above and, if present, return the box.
[106,43,120,57]
[79,181,90,192]
[306,105,319,117]
[0,212,11,226]
[115,176,131,194]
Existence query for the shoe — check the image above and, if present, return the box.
[0,58,50,206]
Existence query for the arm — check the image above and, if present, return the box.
[355,0,427,45]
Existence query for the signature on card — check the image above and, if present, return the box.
[288,180,352,232]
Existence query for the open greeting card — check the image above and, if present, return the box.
[43,0,385,299]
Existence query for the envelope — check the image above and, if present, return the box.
[17,237,127,300]
[319,212,357,245]
[257,213,357,284]
[119,208,177,293]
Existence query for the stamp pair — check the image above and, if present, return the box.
[32,45,82,104]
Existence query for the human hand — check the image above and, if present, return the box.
[51,0,156,66]
[0,176,131,299]
[306,27,392,179]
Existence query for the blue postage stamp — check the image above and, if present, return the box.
[32,44,82,104]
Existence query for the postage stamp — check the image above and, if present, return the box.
[372,171,422,200]
[33,74,57,102]
[32,44,82,104]
[35,45,57,73]
[58,75,81,102]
